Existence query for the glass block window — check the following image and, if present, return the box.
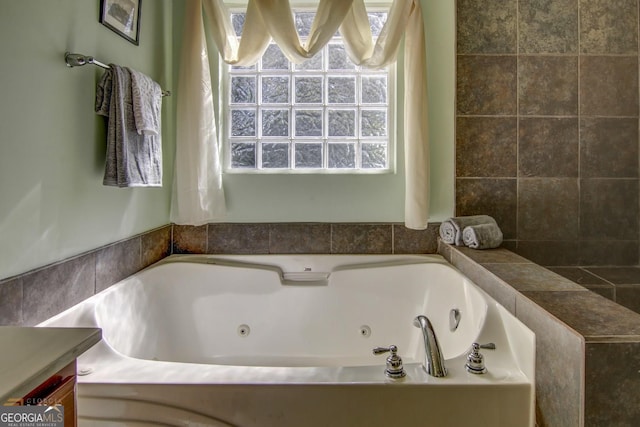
[224,10,393,173]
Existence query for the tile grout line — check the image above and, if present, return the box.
[637,0,640,266]
[205,223,209,254]
[170,223,174,255]
[391,223,395,254]
[329,223,334,254]
[515,0,520,252]
[577,0,583,262]
[456,52,639,57]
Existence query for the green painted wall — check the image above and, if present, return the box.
[0,0,176,280]
[423,0,456,222]
[0,0,454,278]
[216,0,455,223]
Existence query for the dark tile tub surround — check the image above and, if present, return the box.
[95,238,141,293]
[519,0,578,53]
[580,56,639,116]
[456,0,517,54]
[455,179,517,239]
[456,0,640,266]
[172,224,207,254]
[553,266,640,314]
[0,277,23,326]
[441,242,640,427]
[518,118,578,177]
[0,225,171,326]
[456,56,517,116]
[270,223,332,254]
[174,222,440,255]
[5,219,640,426]
[208,223,271,254]
[518,57,578,116]
[0,222,438,327]
[456,117,517,178]
[23,253,96,326]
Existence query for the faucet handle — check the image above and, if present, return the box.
[373,345,406,379]
[465,342,487,374]
[373,345,398,355]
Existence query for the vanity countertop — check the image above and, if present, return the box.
[0,326,101,404]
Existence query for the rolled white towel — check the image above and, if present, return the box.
[462,223,503,249]
[439,221,456,244]
[439,215,498,246]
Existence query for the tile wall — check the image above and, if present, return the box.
[456,0,640,266]
[0,223,439,326]
[0,226,171,326]
[551,265,640,313]
[173,223,439,255]
[442,243,640,426]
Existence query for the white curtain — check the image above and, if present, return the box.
[171,0,226,225]
[173,0,430,229]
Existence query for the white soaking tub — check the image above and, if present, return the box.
[40,254,535,427]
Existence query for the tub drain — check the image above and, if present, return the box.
[78,367,93,376]
[237,324,251,337]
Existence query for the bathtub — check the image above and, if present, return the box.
[41,254,535,427]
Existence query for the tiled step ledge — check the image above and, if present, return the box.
[439,241,640,427]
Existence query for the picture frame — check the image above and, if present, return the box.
[99,0,142,46]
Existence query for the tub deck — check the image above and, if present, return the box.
[41,254,535,427]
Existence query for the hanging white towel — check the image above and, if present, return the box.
[95,65,162,187]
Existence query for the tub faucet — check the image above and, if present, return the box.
[372,345,406,379]
[413,315,447,377]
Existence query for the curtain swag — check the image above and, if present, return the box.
[172,0,430,229]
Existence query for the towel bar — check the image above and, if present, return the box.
[65,52,171,97]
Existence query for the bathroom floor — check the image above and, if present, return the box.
[550,266,640,315]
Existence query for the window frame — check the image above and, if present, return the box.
[220,6,397,175]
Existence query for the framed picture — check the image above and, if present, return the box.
[100,0,142,45]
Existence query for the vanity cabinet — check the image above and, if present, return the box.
[17,361,77,426]
[0,327,101,427]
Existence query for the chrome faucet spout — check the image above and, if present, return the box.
[413,315,447,377]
